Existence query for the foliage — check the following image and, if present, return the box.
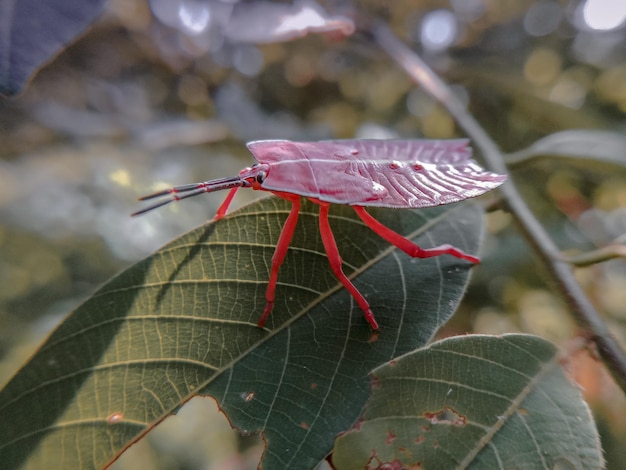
[333,335,602,469]
[0,199,485,469]
[1,1,625,469]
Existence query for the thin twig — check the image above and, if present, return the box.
[372,23,626,393]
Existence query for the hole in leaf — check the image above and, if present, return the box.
[366,454,413,470]
[423,406,466,426]
[106,412,124,424]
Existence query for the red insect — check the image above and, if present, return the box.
[134,139,506,330]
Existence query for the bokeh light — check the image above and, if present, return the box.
[178,0,211,35]
[420,9,458,51]
[581,0,626,31]
[523,0,563,37]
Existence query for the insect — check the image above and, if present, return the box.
[133,139,506,330]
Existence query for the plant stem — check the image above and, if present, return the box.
[373,23,626,393]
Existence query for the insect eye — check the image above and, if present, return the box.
[256,171,266,184]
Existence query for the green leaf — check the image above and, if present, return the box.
[0,197,485,470]
[507,130,626,168]
[332,334,603,470]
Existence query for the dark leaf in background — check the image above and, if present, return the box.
[333,335,603,470]
[0,197,484,469]
[0,0,108,96]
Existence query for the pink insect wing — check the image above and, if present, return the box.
[246,139,506,208]
[247,140,385,202]
[320,139,506,207]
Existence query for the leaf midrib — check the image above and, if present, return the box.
[455,339,560,469]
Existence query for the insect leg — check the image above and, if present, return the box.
[317,202,379,331]
[352,206,479,263]
[214,187,239,220]
[257,194,301,328]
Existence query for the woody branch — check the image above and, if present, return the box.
[371,22,626,393]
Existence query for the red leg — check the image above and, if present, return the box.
[257,194,301,328]
[214,187,240,220]
[317,202,379,331]
[353,206,479,263]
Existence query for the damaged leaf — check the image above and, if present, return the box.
[332,334,603,470]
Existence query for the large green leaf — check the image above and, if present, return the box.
[332,334,603,470]
[0,197,485,470]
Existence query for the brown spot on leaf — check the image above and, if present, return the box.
[415,435,425,444]
[371,375,382,389]
[243,392,255,402]
[351,417,365,432]
[310,382,318,390]
[385,429,397,445]
[300,422,309,430]
[368,331,380,343]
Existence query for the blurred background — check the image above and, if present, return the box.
[0,0,625,468]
